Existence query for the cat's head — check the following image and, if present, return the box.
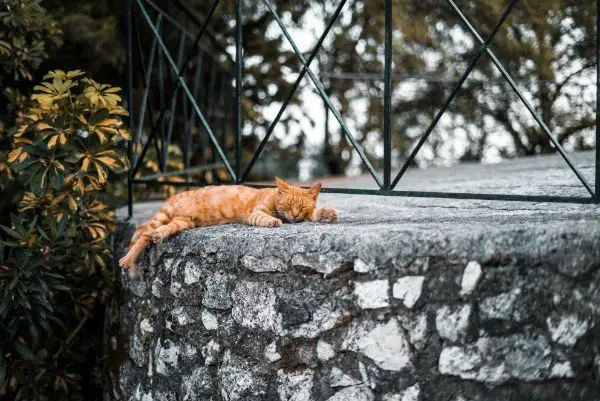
[274,177,321,223]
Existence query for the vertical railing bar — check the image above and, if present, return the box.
[134,15,162,169]
[157,21,166,173]
[163,31,188,172]
[445,0,595,198]
[241,0,348,182]
[390,0,518,189]
[220,75,230,150]
[191,51,205,166]
[383,0,393,189]
[208,59,220,179]
[126,0,135,218]
[136,0,236,180]
[235,0,243,183]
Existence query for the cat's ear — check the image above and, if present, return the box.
[275,176,291,193]
[308,182,322,200]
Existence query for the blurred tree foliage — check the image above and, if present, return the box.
[318,0,597,173]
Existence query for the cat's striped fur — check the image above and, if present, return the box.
[119,177,337,275]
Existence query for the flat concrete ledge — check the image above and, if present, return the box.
[108,151,600,401]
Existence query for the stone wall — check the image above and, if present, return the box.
[108,212,600,401]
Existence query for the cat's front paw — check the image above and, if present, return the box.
[318,208,338,223]
[267,218,283,227]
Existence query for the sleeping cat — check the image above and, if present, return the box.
[119,177,337,273]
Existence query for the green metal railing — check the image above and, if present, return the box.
[125,0,600,217]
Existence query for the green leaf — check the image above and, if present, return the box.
[50,168,65,190]
[0,225,22,240]
[12,340,36,361]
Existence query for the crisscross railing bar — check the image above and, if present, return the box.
[235,0,242,183]
[262,0,383,188]
[383,0,393,189]
[446,0,595,198]
[137,0,221,175]
[175,0,219,80]
[142,0,232,71]
[136,0,236,181]
[163,31,187,172]
[133,14,162,168]
[390,0,518,190]
[241,0,349,182]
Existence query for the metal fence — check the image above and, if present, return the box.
[125,0,600,217]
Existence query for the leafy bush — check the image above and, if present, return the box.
[1,70,129,399]
[0,0,63,225]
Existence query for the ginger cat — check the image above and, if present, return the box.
[119,177,337,273]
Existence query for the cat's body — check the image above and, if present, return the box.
[119,178,337,273]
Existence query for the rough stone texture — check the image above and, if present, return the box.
[108,151,600,400]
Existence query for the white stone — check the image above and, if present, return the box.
[354,280,390,309]
[435,304,471,342]
[354,258,375,273]
[203,273,232,309]
[289,299,351,338]
[291,252,348,277]
[183,344,197,357]
[242,255,287,272]
[397,313,428,350]
[438,346,483,381]
[550,361,574,378]
[183,261,202,285]
[219,350,267,401]
[479,288,522,321]
[181,366,212,400]
[546,315,590,347]
[170,281,184,298]
[172,306,195,326]
[392,276,425,308]
[342,319,411,371]
[382,394,401,401]
[265,341,281,362]
[201,310,219,331]
[151,278,164,298]
[330,367,361,387]
[202,340,221,366]
[155,339,180,376]
[439,334,553,384]
[277,369,314,401]
[460,261,482,296]
[232,281,282,333]
[140,318,154,333]
[400,383,420,401]
[316,340,335,361]
[358,361,376,389]
[326,385,374,401]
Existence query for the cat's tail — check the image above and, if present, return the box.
[119,205,174,273]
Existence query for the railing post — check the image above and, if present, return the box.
[235,0,243,183]
[596,0,600,202]
[126,0,134,218]
[383,0,393,190]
